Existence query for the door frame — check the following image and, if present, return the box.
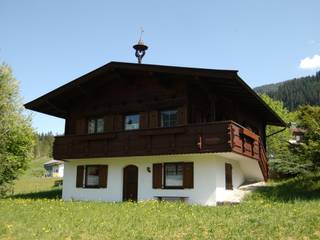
[122,165,139,201]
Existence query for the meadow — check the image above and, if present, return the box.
[0,158,319,240]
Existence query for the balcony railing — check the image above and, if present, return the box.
[53,120,268,180]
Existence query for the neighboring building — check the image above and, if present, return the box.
[44,159,64,178]
[289,126,306,145]
[25,62,285,205]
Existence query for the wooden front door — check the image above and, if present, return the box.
[225,163,233,190]
[123,165,138,201]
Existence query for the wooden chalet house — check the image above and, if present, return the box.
[25,61,285,205]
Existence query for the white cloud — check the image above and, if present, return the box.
[299,54,320,69]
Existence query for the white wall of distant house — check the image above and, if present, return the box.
[51,164,64,178]
[62,153,261,205]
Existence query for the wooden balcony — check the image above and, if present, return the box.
[53,121,268,180]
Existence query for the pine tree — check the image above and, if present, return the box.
[255,72,320,110]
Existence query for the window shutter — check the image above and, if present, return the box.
[177,105,187,126]
[105,115,114,132]
[113,114,123,131]
[152,163,162,189]
[65,118,71,134]
[149,111,159,128]
[183,162,194,188]
[76,165,84,188]
[225,163,233,190]
[140,112,149,129]
[76,118,86,134]
[68,118,76,134]
[99,165,108,188]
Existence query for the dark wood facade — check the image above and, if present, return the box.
[25,62,286,181]
[54,121,269,180]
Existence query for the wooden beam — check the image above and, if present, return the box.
[45,100,67,116]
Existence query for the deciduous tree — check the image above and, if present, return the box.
[261,94,311,177]
[296,105,320,170]
[0,64,35,196]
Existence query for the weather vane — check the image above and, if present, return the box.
[133,27,148,64]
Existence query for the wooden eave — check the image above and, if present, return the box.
[24,61,286,126]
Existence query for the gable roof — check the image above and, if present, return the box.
[24,61,286,126]
[43,159,64,166]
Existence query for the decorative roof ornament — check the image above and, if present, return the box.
[133,28,148,64]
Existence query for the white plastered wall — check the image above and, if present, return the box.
[214,156,245,203]
[62,153,253,206]
[59,164,64,178]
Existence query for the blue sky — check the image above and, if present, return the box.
[1,0,319,134]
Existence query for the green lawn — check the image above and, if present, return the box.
[0,164,319,239]
[13,157,62,195]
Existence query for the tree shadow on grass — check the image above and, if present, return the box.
[10,188,62,200]
[253,174,320,202]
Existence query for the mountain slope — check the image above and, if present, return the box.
[254,71,320,110]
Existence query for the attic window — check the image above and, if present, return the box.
[124,114,140,130]
[88,118,104,134]
[160,110,177,128]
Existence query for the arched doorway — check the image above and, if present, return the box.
[123,165,138,201]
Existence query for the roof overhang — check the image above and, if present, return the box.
[24,61,286,127]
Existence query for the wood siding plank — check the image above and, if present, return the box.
[140,112,149,129]
[113,115,123,131]
[149,111,159,128]
[104,115,114,132]
[76,118,86,134]
[177,105,188,126]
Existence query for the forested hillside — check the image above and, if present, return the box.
[255,71,320,110]
[33,132,54,158]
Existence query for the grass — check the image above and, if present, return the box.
[13,157,62,195]
[0,160,319,239]
[248,174,320,202]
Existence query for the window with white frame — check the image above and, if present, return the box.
[160,110,178,128]
[88,118,104,134]
[164,163,183,188]
[76,165,107,188]
[124,114,140,130]
[85,165,100,187]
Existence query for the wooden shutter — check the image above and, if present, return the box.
[225,163,233,190]
[153,163,162,189]
[183,162,194,188]
[149,111,159,128]
[177,105,187,126]
[68,117,77,134]
[104,115,114,132]
[76,118,86,134]
[113,114,123,131]
[99,165,108,188]
[65,118,71,134]
[140,112,149,129]
[76,165,84,188]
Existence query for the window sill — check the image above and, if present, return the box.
[83,186,100,189]
[155,196,188,202]
[163,186,184,190]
